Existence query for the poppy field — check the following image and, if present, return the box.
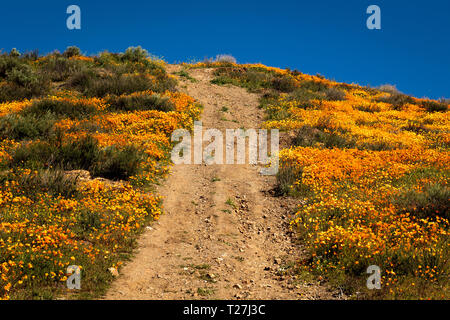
[0,47,201,299]
[202,61,449,299]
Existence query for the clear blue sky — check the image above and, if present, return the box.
[1,0,449,99]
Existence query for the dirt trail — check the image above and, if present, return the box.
[105,66,335,300]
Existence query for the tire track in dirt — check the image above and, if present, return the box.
[104,66,336,300]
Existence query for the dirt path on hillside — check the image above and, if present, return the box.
[104,66,336,300]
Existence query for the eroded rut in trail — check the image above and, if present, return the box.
[105,66,336,300]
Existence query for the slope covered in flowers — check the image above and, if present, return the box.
[0,47,201,299]
[198,61,449,299]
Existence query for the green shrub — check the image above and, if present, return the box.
[16,169,79,199]
[270,76,297,92]
[121,46,148,63]
[63,46,81,58]
[11,141,57,169]
[293,125,356,149]
[67,68,97,87]
[64,121,106,134]
[107,93,174,112]
[21,98,98,119]
[11,136,100,171]
[298,80,330,93]
[173,70,197,82]
[95,51,120,66]
[93,145,143,180]
[394,183,449,220]
[76,209,102,235]
[58,136,101,170]
[9,48,21,58]
[211,76,237,86]
[85,74,151,97]
[212,67,251,87]
[376,84,400,94]
[377,93,416,110]
[324,87,347,101]
[214,54,237,64]
[0,54,21,78]
[401,121,430,133]
[39,56,86,81]
[0,112,56,140]
[21,49,40,61]
[11,136,143,181]
[70,72,174,97]
[356,104,381,113]
[421,100,448,113]
[0,55,50,101]
[275,164,309,197]
[212,66,299,92]
[95,49,164,75]
[6,64,38,87]
[357,140,395,151]
[0,79,50,102]
[276,165,299,196]
[392,167,443,188]
[290,87,323,103]
[244,69,271,87]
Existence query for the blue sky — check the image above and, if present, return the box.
[1,0,449,99]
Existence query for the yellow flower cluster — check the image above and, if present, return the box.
[0,177,162,299]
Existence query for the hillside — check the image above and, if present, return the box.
[0,48,448,300]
